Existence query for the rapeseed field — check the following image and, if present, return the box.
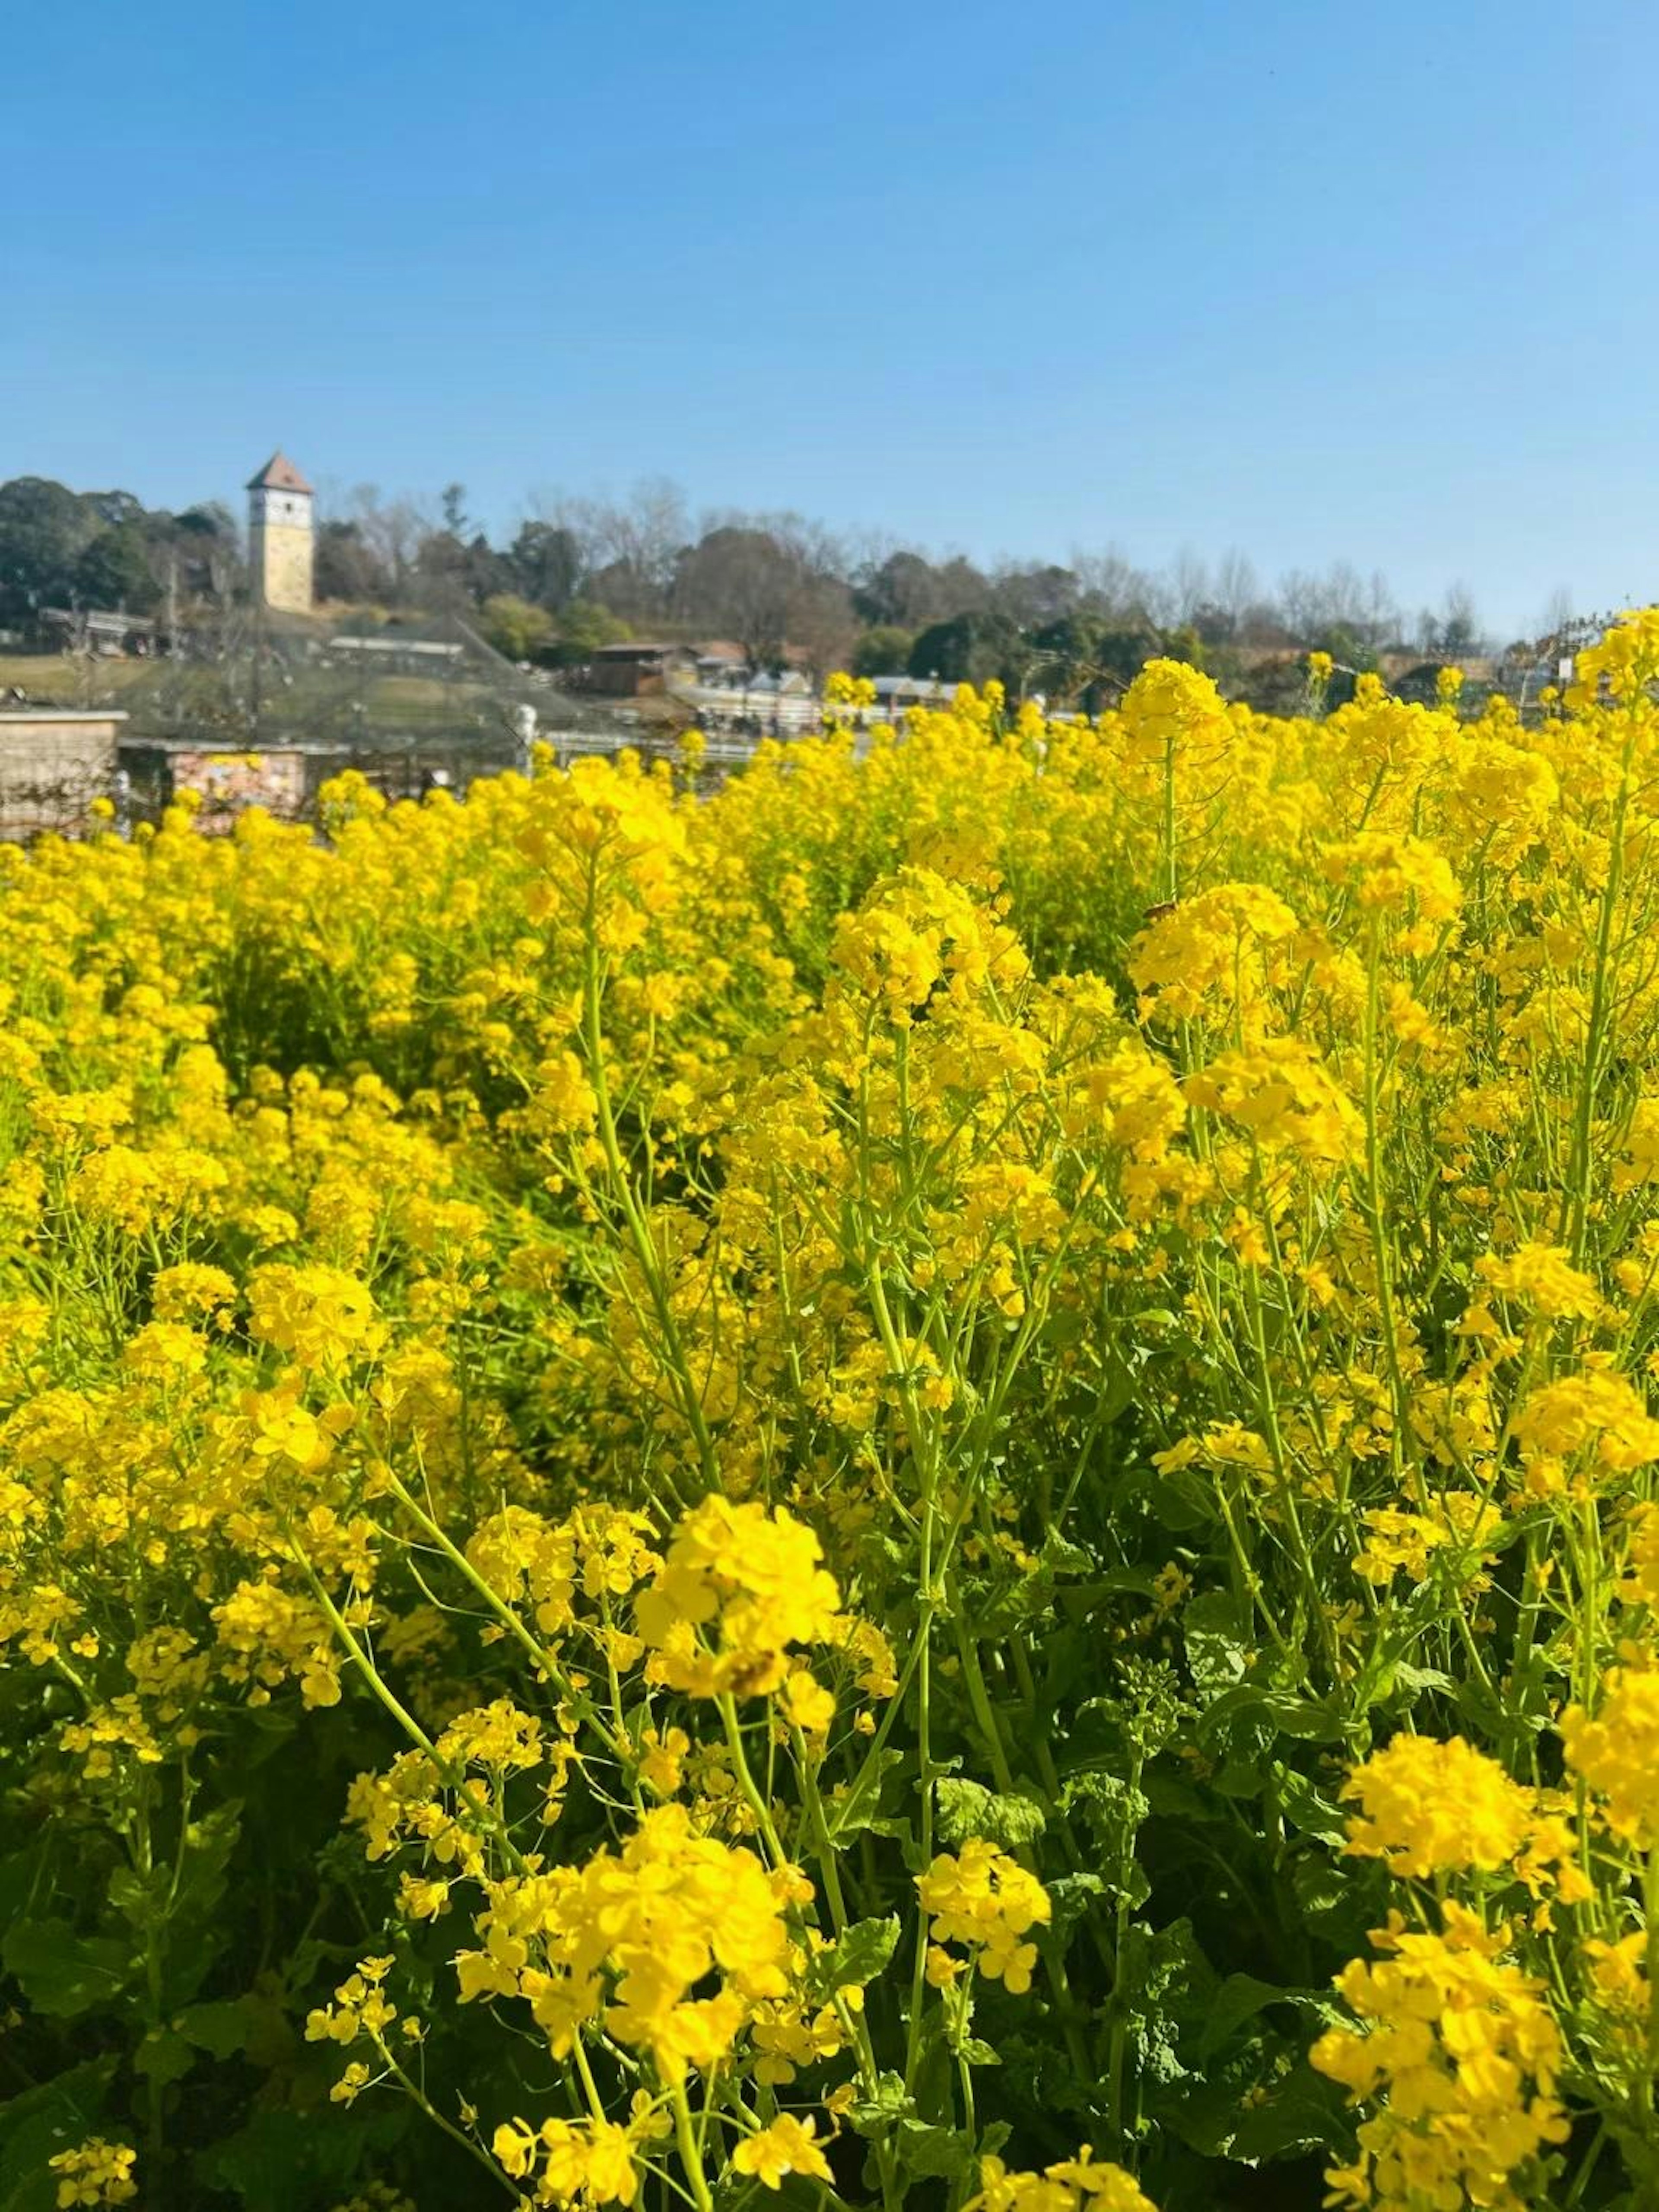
[6,626,1659,2211]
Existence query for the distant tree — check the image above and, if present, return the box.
[544,599,632,666]
[1166,547,1211,625]
[507,521,584,612]
[1439,582,1481,658]
[1161,623,1207,671]
[1027,613,1103,706]
[414,528,470,607]
[785,569,857,681]
[480,593,555,661]
[675,525,795,667]
[410,518,508,610]
[1189,601,1237,646]
[1537,585,1575,642]
[852,625,915,677]
[670,515,854,674]
[170,503,243,602]
[314,519,387,605]
[907,611,1018,689]
[552,479,688,624]
[459,534,512,604]
[73,523,159,613]
[0,477,106,619]
[854,548,990,631]
[1273,561,1399,652]
[346,488,430,607]
[1071,548,1154,621]
[1213,548,1259,630]
[1030,611,1163,706]
[990,563,1080,629]
[933,556,992,619]
[855,550,939,629]
[1309,621,1376,674]
[440,483,471,537]
[85,489,147,532]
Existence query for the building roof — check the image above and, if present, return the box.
[246,451,314,495]
[328,635,463,657]
[0,710,130,725]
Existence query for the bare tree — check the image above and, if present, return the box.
[674,524,795,663]
[342,486,432,605]
[1071,547,1154,621]
[1537,585,1575,641]
[1359,568,1399,650]
[1439,582,1481,657]
[1214,548,1259,628]
[671,509,855,673]
[1168,546,1211,625]
[549,478,690,623]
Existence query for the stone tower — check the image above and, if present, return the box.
[247,451,314,614]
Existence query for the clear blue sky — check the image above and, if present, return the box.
[6,0,1654,637]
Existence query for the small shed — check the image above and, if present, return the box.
[0,709,127,838]
[577,643,698,698]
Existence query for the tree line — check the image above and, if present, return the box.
[0,478,242,628]
[0,470,1514,707]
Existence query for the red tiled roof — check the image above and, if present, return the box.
[246,451,314,494]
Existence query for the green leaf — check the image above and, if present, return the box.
[1046,1871,1108,1940]
[108,1866,168,1929]
[176,1996,257,2060]
[1183,1591,1251,1694]
[1059,1772,1149,1850]
[935,1778,1046,1850]
[1,1918,131,2020]
[818,1915,901,1993]
[1037,1531,1093,1576]
[164,1801,244,2006]
[1148,1465,1218,1532]
[894,2119,975,2182]
[1275,1768,1349,1847]
[1142,1773,1226,1823]
[953,2036,1002,2067]
[1226,2060,1348,2163]
[195,2101,409,2212]
[0,1850,45,1937]
[1256,1690,1346,1743]
[1197,1975,1332,2063]
[846,2071,912,2141]
[825,1749,904,1843]
[135,2028,197,2091]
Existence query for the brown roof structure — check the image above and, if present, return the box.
[246,451,314,495]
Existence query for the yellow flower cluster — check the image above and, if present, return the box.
[492,2107,659,2205]
[968,2148,1158,2212]
[636,1496,842,1703]
[1340,1735,1586,1900]
[46,2142,138,2209]
[1313,1905,1569,2212]
[455,1805,797,2080]
[1561,1661,1659,1845]
[916,1839,1052,1994]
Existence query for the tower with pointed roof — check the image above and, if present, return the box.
[247,451,314,614]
